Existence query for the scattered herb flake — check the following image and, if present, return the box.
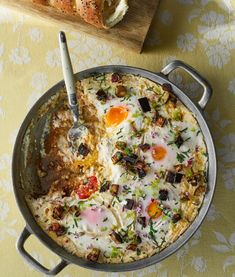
[103,217,108,222]
[181,127,188,133]
[116,128,123,135]
[73,218,78,228]
[176,153,185,163]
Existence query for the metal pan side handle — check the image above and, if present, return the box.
[17,227,68,275]
[161,60,213,110]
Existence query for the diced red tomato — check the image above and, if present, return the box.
[76,176,98,199]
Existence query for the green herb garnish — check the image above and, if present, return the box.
[176,153,185,163]
[103,217,108,222]
[110,247,120,258]
[73,218,78,228]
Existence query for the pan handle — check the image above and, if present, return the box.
[160,60,212,110]
[17,227,69,275]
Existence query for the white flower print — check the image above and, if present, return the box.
[0,177,12,192]
[0,200,9,221]
[219,24,235,50]
[10,47,31,65]
[190,229,202,246]
[200,11,225,26]
[219,0,235,13]
[31,72,48,91]
[228,78,235,94]
[68,31,126,67]
[46,48,61,67]
[0,199,17,241]
[159,10,173,25]
[0,153,12,192]
[191,256,207,272]
[204,107,231,137]
[0,153,11,170]
[206,204,220,221]
[177,33,197,52]
[28,27,43,43]
[218,133,235,163]
[201,41,230,68]
[27,72,48,110]
[12,14,26,33]
[222,167,235,191]
[89,44,113,64]
[211,231,235,272]
[175,229,202,275]
[186,8,234,68]
[67,31,86,54]
[224,256,235,273]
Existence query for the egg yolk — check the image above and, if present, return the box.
[152,145,167,161]
[147,201,162,219]
[105,106,128,127]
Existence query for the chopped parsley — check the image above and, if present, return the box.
[184,137,190,143]
[146,86,154,91]
[196,130,201,136]
[181,127,188,133]
[149,219,159,246]
[176,153,185,163]
[110,246,120,258]
[101,227,108,232]
[176,150,191,163]
[116,128,123,135]
[73,218,78,228]
[132,110,143,118]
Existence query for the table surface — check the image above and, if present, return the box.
[0,1,235,277]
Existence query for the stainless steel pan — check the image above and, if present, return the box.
[12,60,217,275]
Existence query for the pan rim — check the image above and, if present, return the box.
[12,64,217,272]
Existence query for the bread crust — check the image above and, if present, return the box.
[32,0,128,29]
[76,0,105,28]
[49,0,76,14]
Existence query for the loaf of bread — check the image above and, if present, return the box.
[32,0,129,29]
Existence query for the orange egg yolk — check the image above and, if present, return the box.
[147,201,162,219]
[105,106,128,127]
[152,145,167,161]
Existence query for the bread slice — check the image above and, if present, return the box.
[32,0,129,29]
[76,0,129,29]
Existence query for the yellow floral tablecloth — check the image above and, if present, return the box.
[0,0,235,276]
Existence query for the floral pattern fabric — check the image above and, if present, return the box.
[0,0,235,276]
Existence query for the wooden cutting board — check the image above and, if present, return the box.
[1,0,160,53]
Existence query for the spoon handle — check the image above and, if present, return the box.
[59,31,79,122]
